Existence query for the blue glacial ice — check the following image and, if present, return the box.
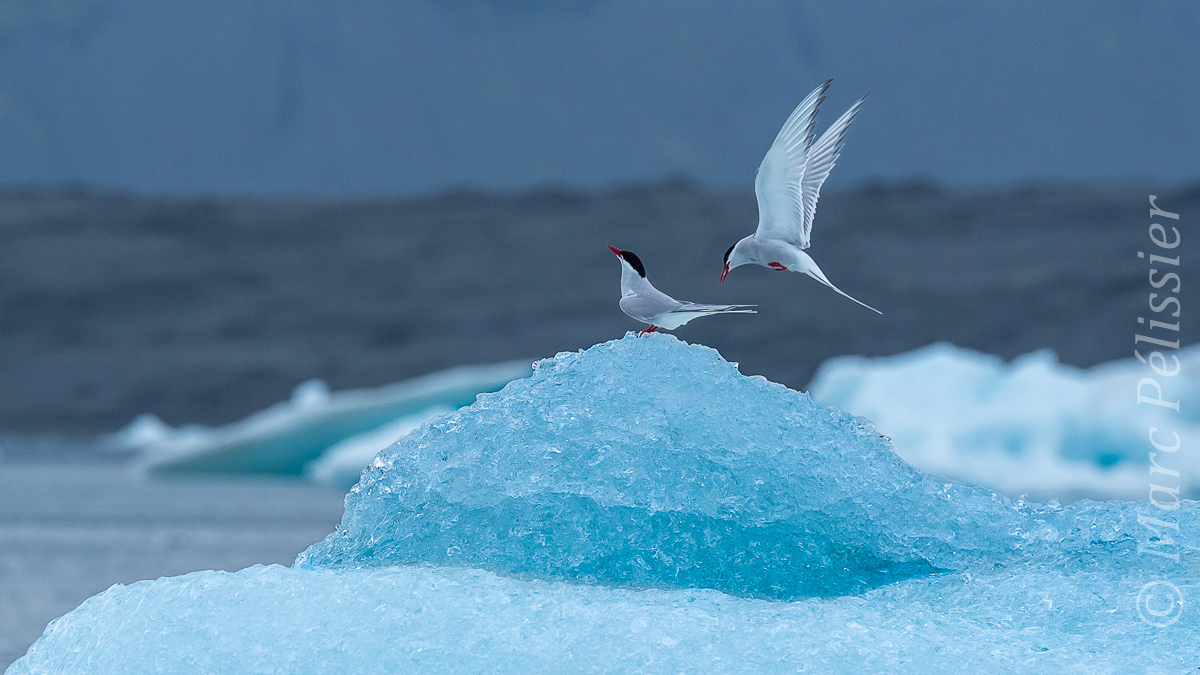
[119,361,531,476]
[9,558,1197,674]
[10,335,1198,673]
[809,343,1200,501]
[299,335,1187,599]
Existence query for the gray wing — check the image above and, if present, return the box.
[753,81,829,248]
[619,287,684,324]
[755,87,865,250]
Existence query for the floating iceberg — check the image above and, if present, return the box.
[11,336,1197,673]
[809,343,1200,501]
[302,406,453,490]
[124,362,531,476]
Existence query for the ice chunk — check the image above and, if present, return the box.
[125,361,531,476]
[303,406,453,490]
[108,413,174,447]
[9,559,1198,674]
[289,378,332,409]
[10,335,1199,672]
[809,343,1200,501]
[300,335,1131,599]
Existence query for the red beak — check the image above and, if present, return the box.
[607,245,621,256]
[720,263,730,283]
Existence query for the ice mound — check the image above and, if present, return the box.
[10,559,1198,674]
[300,335,1125,598]
[809,343,1200,501]
[11,335,1199,672]
[124,361,531,476]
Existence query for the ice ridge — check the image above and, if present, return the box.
[298,334,1135,599]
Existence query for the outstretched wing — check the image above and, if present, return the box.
[794,96,865,248]
[752,81,829,248]
[755,87,865,250]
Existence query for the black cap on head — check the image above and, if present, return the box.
[723,243,736,265]
[619,250,646,277]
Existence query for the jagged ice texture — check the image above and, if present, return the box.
[298,336,1185,598]
[9,335,1198,673]
[8,561,1198,674]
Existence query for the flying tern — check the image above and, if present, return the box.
[719,80,881,314]
[608,245,755,335]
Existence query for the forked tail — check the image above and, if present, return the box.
[804,269,881,314]
[680,303,758,315]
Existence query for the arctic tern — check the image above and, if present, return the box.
[720,80,881,314]
[608,245,755,335]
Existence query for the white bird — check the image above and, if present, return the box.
[720,80,881,314]
[608,245,755,335]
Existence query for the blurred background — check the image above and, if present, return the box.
[1,0,1198,667]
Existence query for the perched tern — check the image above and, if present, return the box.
[608,245,755,335]
[720,80,881,314]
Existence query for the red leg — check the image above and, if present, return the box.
[769,262,788,271]
[639,325,658,337]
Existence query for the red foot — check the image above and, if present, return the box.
[639,325,658,337]
[768,262,788,271]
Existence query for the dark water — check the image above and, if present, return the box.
[1,180,1196,434]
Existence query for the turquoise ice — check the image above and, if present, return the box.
[299,334,1155,598]
[10,560,1197,674]
[9,335,1198,673]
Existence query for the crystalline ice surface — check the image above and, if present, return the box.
[9,560,1198,674]
[299,335,1184,596]
[10,335,1198,673]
